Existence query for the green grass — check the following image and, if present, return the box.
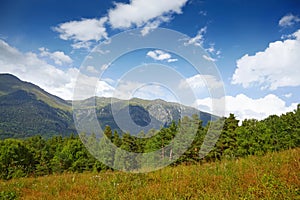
[1,148,299,200]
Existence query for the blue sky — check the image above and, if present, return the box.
[0,0,300,121]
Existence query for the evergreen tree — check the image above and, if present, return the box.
[114,133,137,171]
[0,139,34,179]
[216,114,239,159]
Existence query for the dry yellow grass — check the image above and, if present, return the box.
[1,148,299,200]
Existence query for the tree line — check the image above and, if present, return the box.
[0,105,299,179]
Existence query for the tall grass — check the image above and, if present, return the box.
[1,148,299,200]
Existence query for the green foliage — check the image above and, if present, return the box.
[51,137,94,173]
[0,74,75,139]
[0,73,219,140]
[0,190,18,200]
[0,90,75,139]
[0,104,299,180]
[0,148,298,199]
[0,139,34,180]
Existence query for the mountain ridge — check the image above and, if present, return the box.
[0,73,70,111]
[0,73,218,139]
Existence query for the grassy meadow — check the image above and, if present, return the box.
[0,148,299,200]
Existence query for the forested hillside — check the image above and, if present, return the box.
[1,105,299,180]
[0,74,75,139]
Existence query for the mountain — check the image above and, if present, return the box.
[74,96,218,135]
[0,73,218,139]
[0,74,70,111]
[0,74,75,139]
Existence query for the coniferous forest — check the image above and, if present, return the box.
[1,104,299,180]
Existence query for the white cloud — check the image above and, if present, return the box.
[279,14,300,27]
[134,85,178,102]
[108,0,188,29]
[185,28,221,61]
[39,47,72,66]
[284,93,292,98]
[71,41,93,50]
[86,65,99,74]
[195,93,297,121]
[113,80,178,102]
[113,81,144,100]
[205,43,221,58]
[141,15,171,36]
[146,49,177,62]
[53,17,108,49]
[101,63,110,71]
[102,78,115,85]
[54,0,188,48]
[96,80,114,97]
[180,74,223,90]
[184,26,207,47]
[167,58,178,63]
[147,50,171,60]
[232,29,300,90]
[0,39,113,100]
[202,55,216,62]
[74,73,114,100]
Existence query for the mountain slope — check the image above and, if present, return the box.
[0,74,70,111]
[0,73,218,139]
[76,97,218,135]
[0,74,75,139]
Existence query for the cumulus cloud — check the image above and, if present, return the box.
[146,49,177,62]
[180,74,223,90]
[133,83,178,102]
[141,15,171,36]
[147,50,171,60]
[195,94,298,121]
[71,41,94,50]
[112,80,178,102]
[113,81,144,100]
[39,47,72,66]
[232,29,300,90]
[85,65,99,74]
[54,0,188,48]
[108,0,188,29]
[73,73,114,100]
[279,14,300,27]
[0,39,113,100]
[53,17,108,49]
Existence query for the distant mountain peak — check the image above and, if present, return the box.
[0,73,21,81]
[0,73,70,110]
[0,73,23,87]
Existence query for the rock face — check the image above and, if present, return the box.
[90,97,218,135]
